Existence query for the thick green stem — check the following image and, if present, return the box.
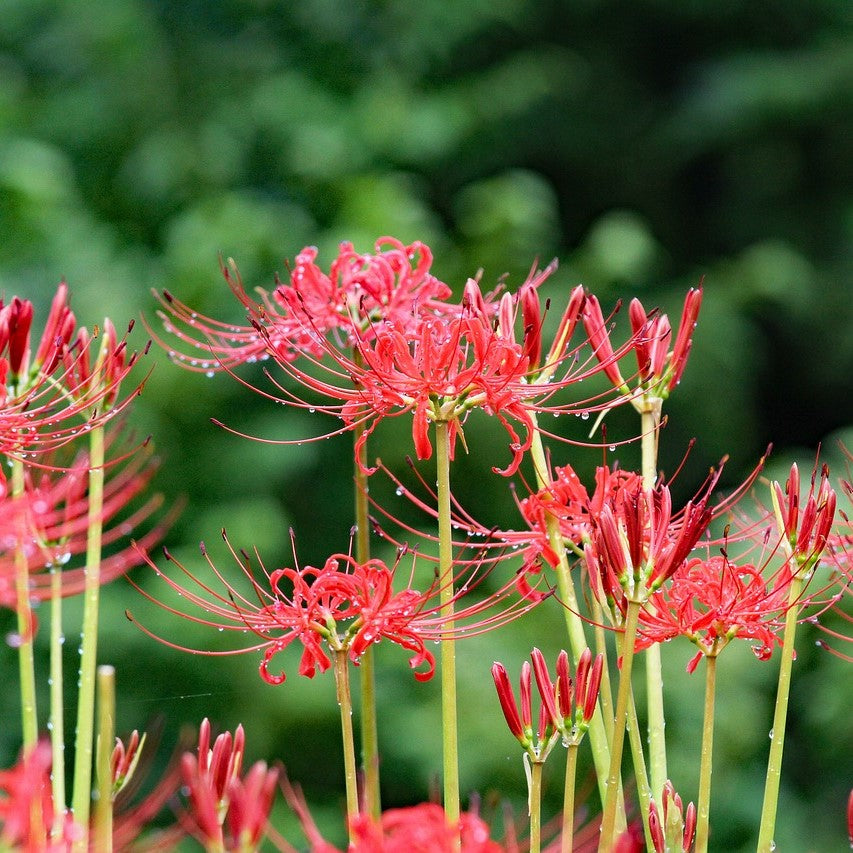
[529,758,544,853]
[435,421,460,831]
[93,665,115,853]
[49,566,66,837]
[528,421,619,820]
[695,653,718,853]
[756,575,804,852]
[640,404,667,802]
[333,649,360,840]
[71,424,106,845]
[626,691,654,852]
[353,422,381,820]
[11,458,39,748]
[598,599,641,852]
[562,744,579,853]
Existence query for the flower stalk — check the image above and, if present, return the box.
[332,649,360,841]
[598,597,642,852]
[70,422,105,845]
[11,458,39,749]
[695,651,718,853]
[93,664,115,853]
[436,420,460,834]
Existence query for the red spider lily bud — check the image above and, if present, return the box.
[556,650,573,719]
[497,291,515,342]
[491,662,525,743]
[581,294,628,392]
[226,761,279,849]
[648,799,666,853]
[582,652,604,722]
[33,282,76,375]
[540,284,585,381]
[110,729,144,797]
[519,282,542,370]
[683,801,697,852]
[574,647,591,711]
[463,278,489,319]
[4,297,34,381]
[668,284,703,390]
[530,647,560,729]
[519,660,533,733]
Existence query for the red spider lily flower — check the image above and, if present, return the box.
[772,461,836,572]
[151,237,455,372]
[583,465,725,612]
[110,730,145,799]
[582,285,703,406]
[128,537,538,686]
[0,287,149,460]
[0,435,172,611]
[635,555,793,671]
[242,275,623,478]
[0,741,82,851]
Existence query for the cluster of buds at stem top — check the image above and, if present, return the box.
[489,260,586,385]
[0,285,75,392]
[491,647,603,761]
[772,462,836,575]
[648,781,696,853]
[181,719,279,852]
[581,285,702,407]
[109,729,145,801]
[584,472,720,616]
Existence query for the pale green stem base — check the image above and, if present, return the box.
[333,649,360,841]
[94,665,115,853]
[562,744,579,853]
[598,599,641,852]
[12,459,39,748]
[695,653,718,853]
[71,425,106,846]
[435,422,460,833]
[529,759,544,853]
[640,404,667,801]
[756,575,804,852]
[50,567,67,837]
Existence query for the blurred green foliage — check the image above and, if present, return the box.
[0,1,851,849]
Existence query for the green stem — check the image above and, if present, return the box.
[562,744,579,853]
[435,421,460,832]
[592,600,615,749]
[49,566,66,838]
[94,665,115,853]
[528,421,618,819]
[626,690,654,852]
[756,574,804,852]
[695,652,718,853]
[640,404,667,802]
[598,599,641,852]
[353,421,381,820]
[529,758,544,853]
[333,649,360,840]
[71,424,106,845]
[11,458,39,748]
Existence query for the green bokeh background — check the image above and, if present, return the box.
[0,1,851,849]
